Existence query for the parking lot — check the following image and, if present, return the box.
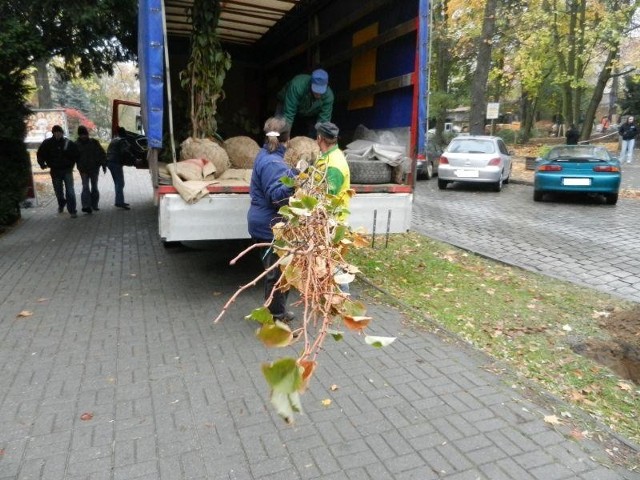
[412,162,640,304]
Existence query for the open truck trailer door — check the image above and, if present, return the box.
[111,99,149,169]
[137,0,430,242]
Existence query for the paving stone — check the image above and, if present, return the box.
[0,169,637,480]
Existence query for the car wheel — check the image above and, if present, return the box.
[437,179,449,190]
[347,159,393,184]
[492,175,503,192]
[504,164,512,184]
[533,190,544,202]
[605,193,619,205]
[423,161,434,180]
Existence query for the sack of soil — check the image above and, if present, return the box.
[180,137,230,177]
[225,136,260,169]
[284,136,320,167]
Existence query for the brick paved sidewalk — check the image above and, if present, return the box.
[0,169,638,479]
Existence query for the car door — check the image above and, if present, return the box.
[497,139,512,179]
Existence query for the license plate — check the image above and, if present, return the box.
[455,170,479,178]
[562,178,591,186]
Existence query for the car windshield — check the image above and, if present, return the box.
[447,139,495,154]
[547,146,610,161]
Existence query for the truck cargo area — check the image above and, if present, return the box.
[138,0,429,241]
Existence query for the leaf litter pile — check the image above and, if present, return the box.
[349,232,640,449]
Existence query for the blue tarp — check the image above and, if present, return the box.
[138,0,164,149]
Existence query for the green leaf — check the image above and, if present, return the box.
[300,195,318,210]
[277,206,294,220]
[327,328,344,341]
[341,299,367,317]
[256,321,293,347]
[332,225,347,244]
[245,306,274,325]
[262,358,303,393]
[289,207,311,217]
[364,335,397,348]
[280,176,295,187]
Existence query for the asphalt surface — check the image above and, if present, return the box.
[0,167,639,479]
[413,160,640,304]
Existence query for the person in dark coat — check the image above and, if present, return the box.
[76,126,107,214]
[565,124,580,145]
[36,125,79,217]
[618,116,638,164]
[106,127,136,209]
[247,117,297,322]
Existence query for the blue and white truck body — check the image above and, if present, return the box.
[137,0,430,242]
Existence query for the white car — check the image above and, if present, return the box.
[437,135,513,192]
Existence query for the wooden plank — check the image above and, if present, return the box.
[336,73,414,102]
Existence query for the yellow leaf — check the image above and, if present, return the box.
[321,399,332,406]
[330,384,339,391]
[17,310,33,318]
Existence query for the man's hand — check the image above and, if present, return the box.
[102,166,107,174]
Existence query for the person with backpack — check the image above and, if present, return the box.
[106,127,136,209]
[37,125,80,218]
[76,126,107,214]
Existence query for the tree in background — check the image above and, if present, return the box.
[619,75,640,115]
[0,0,136,226]
[468,0,498,134]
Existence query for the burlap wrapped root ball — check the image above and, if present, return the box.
[180,137,231,178]
[284,136,321,167]
[224,136,260,169]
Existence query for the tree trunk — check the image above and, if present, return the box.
[468,0,497,135]
[35,60,52,109]
[582,47,618,139]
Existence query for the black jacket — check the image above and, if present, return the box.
[566,128,579,145]
[106,136,136,166]
[619,122,638,141]
[76,137,107,173]
[36,136,79,173]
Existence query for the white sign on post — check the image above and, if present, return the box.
[486,102,500,120]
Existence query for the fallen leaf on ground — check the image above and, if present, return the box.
[569,429,585,440]
[618,382,632,392]
[80,412,94,421]
[544,415,562,425]
[330,384,339,391]
[17,310,33,318]
[321,399,331,406]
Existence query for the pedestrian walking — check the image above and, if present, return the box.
[106,127,136,209]
[36,125,79,218]
[247,117,297,322]
[618,116,638,164]
[76,126,107,214]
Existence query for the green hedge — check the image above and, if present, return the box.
[0,74,31,226]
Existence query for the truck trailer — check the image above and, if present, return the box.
[137,0,430,242]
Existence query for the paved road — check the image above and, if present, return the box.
[412,162,640,304]
[0,169,638,479]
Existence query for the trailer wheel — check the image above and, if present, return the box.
[347,159,393,184]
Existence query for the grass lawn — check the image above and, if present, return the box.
[349,232,640,453]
